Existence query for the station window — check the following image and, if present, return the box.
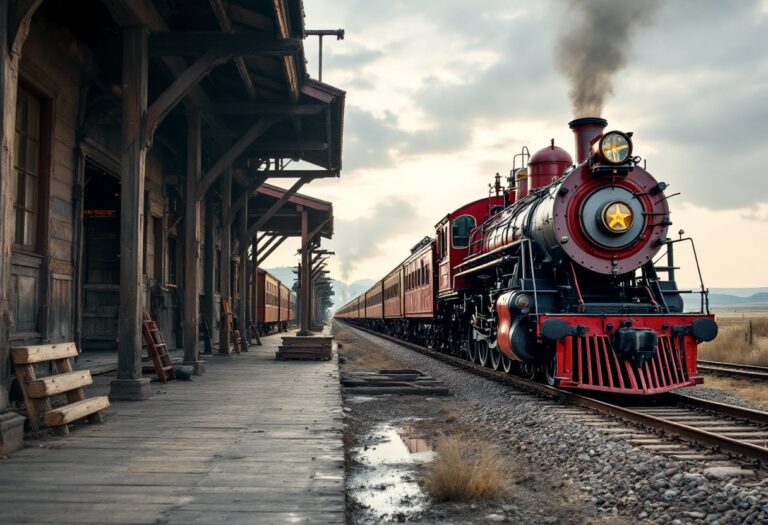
[452,215,476,249]
[13,90,43,251]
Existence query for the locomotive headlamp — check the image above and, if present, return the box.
[597,132,632,164]
[601,201,634,233]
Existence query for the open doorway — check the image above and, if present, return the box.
[81,162,120,350]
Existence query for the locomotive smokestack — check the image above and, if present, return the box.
[569,117,607,164]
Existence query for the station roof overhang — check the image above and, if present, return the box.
[61,0,345,178]
[248,182,333,239]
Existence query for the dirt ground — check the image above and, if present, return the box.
[335,323,621,525]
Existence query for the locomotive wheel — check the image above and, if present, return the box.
[467,338,478,363]
[544,354,557,386]
[477,340,489,367]
[519,362,536,380]
[501,353,513,373]
[489,346,501,370]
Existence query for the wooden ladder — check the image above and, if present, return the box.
[221,299,241,355]
[11,342,110,434]
[142,312,176,382]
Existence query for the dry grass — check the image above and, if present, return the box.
[700,376,768,409]
[699,316,768,366]
[423,436,515,502]
[440,408,459,424]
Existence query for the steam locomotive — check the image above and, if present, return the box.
[336,118,717,395]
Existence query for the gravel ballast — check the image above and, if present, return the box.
[342,323,768,525]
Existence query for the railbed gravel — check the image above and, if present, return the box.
[680,384,768,413]
[344,324,768,525]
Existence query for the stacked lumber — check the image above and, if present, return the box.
[276,336,333,361]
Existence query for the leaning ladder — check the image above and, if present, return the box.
[142,312,176,382]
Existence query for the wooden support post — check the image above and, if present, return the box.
[0,5,17,413]
[111,27,151,401]
[218,169,232,352]
[298,209,311,336]
[251,234,261,345]
[202,192,215,354]
[182,109,204,374]
[238,196,249,348]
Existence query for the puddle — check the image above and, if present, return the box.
[349,422,434,522]
[348,395,377,403]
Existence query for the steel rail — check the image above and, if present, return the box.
[697,360,768,381]
[340,321,768,464]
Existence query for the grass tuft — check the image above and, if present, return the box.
[423,436,515,502]
[699,316,768,366]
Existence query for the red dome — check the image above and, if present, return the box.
[529,144,573,166]
[528,143,573,190]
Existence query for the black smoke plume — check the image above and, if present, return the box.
[556,0,661,117]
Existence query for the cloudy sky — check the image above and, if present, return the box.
[266,0,768,290]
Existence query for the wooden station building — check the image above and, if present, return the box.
[0,0,344,453]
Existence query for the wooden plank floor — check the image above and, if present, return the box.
[0,331,345,524]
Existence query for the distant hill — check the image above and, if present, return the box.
[707,290,768,311]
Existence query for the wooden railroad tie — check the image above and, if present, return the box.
[11,342,110,434]
[142,312,176,382]
[276,336,333,361]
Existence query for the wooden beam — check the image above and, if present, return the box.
[209,103,324,116]
[302,218,331,250]
[224,173,268,226]
[116,27,149,384]
[196,116,283,200]
[246,169,338,179]
[246,178,309,239]
[273,0,300,102]
[255,233,279,257]
[228,3,273,31]
[149,32,302,57]
[247,141,328,152]
[145,48,229,146]
[8,0,44,55]
[209,0,258,101]
[256,235,287,266]
[182,109,202,367]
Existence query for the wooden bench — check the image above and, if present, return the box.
[11,342,110,434]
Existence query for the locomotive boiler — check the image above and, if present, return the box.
[337,118,717,396]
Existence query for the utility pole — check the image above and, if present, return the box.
[305,29,345,82]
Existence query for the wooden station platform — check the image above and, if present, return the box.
[0,331,344,524]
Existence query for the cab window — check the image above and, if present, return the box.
[451,215,476,249]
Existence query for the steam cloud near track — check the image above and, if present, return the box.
[556,0,661,117]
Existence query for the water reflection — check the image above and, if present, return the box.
[348,422,434,522]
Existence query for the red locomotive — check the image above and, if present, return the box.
[337,118,718,395]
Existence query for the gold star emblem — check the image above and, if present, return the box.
[602,202,633,232]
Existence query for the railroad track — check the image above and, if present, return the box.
[697,359,768,381]
[340,321,768,465]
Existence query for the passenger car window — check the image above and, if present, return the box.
[452,215,476,249]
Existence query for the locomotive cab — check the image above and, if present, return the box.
[435,197,504,298]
